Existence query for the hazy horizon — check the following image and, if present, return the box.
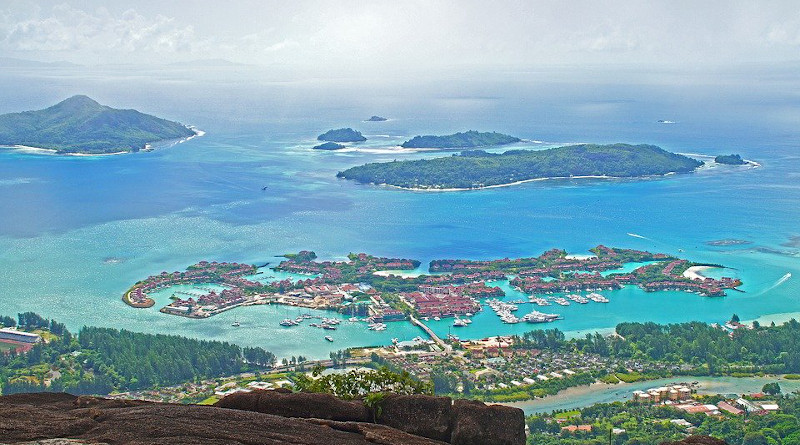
[1,1,799,81]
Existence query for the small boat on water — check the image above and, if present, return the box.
[325,336,334,342]
[453,318,468,327]
[231,321,240,327]
[280,318,298,327]
[522,310,561,323]
[433,316,441,321]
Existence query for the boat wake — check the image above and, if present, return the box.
[753,273,792,297]
[627,233,651,241]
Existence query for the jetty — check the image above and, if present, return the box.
[410,315,451,353]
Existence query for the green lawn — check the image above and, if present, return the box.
[554,410,581,420]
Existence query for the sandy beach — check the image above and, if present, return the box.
[382,175,618,192]
[1,126,202,157]
[683,265,714,280]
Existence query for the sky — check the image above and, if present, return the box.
[0,1,799,79]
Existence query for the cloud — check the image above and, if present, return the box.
[263,39,298,53]
[1,4,196,54]
[1,1,800,73]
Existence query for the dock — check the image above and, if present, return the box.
[409,315,451,353]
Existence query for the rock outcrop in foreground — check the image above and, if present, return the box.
[215,389,525,445]
[0,391,525,445]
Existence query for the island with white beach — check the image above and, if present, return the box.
[337,143,705,190]
[0,95,198,155]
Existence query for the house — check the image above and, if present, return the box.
[0,328,41,344]
[717,401,743,415]
[561,425,592,433]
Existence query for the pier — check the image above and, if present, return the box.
[409,315,451,353]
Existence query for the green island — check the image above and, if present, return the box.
[317,128,367,142]
[715,154,747,165]
[0,95,197,154]
[400,130,521,149]
[365,115,388,122]
[312,141,346,150]
[337,143,704,190]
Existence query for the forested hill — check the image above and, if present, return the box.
[400,130,520,148]
[0,312,274,395]
[0,95,196,154]
[337,143,704,190]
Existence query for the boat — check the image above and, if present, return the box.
[522,310,561,323]
[587,292,609,303]
[231,321,240,327]
[433,316,441,321]
[322,324,337,330]
[453,318,468,327]
[325,336,334,342]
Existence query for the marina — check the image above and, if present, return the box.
[0,71,798,363]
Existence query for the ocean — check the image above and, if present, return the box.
[0,66,798,359]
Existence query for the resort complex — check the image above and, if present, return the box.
[122,246,743,341]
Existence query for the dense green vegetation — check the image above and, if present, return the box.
[294,365,432,399]
[512,319,800,376]
[0,95,196,154]
[0,312,275,395]
[312,141,346,150]
[715,154,746,165]
[317,128,366,142]
[337,143,704,189]
[400,130,521,148]
[527,394,800,445]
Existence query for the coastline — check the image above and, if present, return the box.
[379,175,627,192]
[683,265,715,280]
[500,374,799,415]
[0,126,203,157]
[357,153,760,192]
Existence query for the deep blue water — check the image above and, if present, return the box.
[0,67,798,359]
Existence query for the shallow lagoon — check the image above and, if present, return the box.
[0,70,798,359]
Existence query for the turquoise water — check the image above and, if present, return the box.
[0,69,798,360]
[506,376,800,415]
